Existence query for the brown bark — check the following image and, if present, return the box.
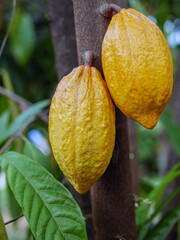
[72,1,137,239]
[48,1,93,239]
[128,118,139,195]
[48,0,78,80]
[91,108,137,240]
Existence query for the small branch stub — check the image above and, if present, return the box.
[99,3,121,18]
[84,51,94,67]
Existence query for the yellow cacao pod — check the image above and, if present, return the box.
[49,66,115,194]
[102,8,173,129]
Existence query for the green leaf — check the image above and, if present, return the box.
[8,100,49,135]
[140,178,156,199]
[155,0,169,30]
[0,111,10,142]
[137,126,158,164]
[0,100,49,144]
[138,187,180,240]
[160,110,180,157]
[136,161,180,229]
[10,10,36,65]
[0,68,19,119]
[7,183,22,219]
[23,141,62,180]
[0,111,10,129]
[0,152,87,240]
[0,211,8,240]
[146,205,180,240]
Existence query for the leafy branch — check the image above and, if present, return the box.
[0,99,49,154]
[0,86,49,123]
[0,117,35,154]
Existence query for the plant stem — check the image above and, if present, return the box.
[5,214,24,225]
[84,51,94,67]
[0,0,16,57]
[0,86,30,108]
[0,86,48,123]
[99,3,121,17]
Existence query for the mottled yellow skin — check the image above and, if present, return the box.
[49,66,115,194]
[102,8,173,129]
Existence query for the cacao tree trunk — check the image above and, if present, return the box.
[72,1,137,239]
[49,0,138,239]
[128,118,139,195]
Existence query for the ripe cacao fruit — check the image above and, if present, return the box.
[102,8,173,129]
[49,66,115,194]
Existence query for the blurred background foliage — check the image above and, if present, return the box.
[0,0,180,239]
[1,0,56,104]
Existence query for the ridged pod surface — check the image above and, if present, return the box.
[49,66,115,194]
[102,8,173,129]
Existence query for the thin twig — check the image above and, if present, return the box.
[0,86,30,108]
[0,117,36,154]
[20,134,29,143]
[5,214,24,225]
[0,86,49,123]
[99,3,121,18]
[0,0,16,57]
